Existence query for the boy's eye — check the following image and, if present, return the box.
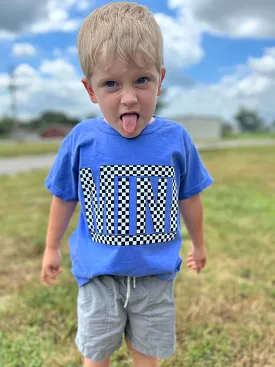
[104,81,117,88]
[136,77,149,85]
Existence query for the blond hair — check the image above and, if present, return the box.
[77,2,163,80]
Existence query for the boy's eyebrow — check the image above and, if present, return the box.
[97,71,157,83]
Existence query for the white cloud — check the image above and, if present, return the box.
[76,0,93,11]
[30,8,81,34]
[12,43,37,58]
[155,12,203,69]
[0,30,16,40]
[0,0,82,38]
[154,9,204,87]
[39,59,77,79]
[0,59,99,121]
[52,46,77,58]
[14,64,37,76]
[248,47,275,75]
[168,0,275,38]
[67,46,78,54]
[163,46,275,122]
[0,74,10,89]
[235,74,271,96]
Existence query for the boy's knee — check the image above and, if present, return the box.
[83,356,111,367]
[126,340,159,367]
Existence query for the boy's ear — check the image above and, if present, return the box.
[157,68,166,97]
[82,78,98,104]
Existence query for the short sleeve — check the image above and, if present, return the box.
[45,134,78,201]
[179,133,213,200]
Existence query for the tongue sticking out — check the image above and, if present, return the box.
[121,113,138,134]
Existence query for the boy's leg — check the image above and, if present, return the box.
[83,356,110,367]
[76,276,127,364]
[125,276,176,364]
[126,340,159,367]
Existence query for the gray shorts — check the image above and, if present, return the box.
[75,275,176,362]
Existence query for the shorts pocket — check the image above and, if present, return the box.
[147,276,174,304]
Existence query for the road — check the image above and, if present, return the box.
[0,139,275,175]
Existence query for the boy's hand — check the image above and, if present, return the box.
[187,245,207,274]
[41,248,62,286]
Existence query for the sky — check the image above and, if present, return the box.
[0,0,275,124]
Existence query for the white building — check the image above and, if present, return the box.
[165,115,223,141]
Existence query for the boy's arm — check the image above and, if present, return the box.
[41,196,78,285]
[179,193,206,273]
[46,196,78,248]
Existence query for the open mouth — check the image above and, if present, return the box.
[120,113,140,120]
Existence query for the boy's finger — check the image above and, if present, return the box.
[188,263,197,270]
[42,273,54,286]
[52,268,62,276]
[195,261,205,273]
[195,262,202,271]
[197,260,206,269]
[42,268,61,285]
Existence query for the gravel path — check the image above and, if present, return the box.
[1,139,275,175]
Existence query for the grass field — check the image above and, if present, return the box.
[1,146,275,366]
[224,132,275,140]
[0,141,61,158]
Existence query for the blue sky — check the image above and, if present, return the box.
[0,0,275,123]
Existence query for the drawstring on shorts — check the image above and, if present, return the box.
[124,276,136,308]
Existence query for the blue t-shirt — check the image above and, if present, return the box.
[45,116,213,286]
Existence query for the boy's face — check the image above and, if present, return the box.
[82,59,166,138]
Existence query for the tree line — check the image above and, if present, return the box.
[0,106,274,137]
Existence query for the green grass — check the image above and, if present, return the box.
[224,132,275,140]
[1,146,275,366]
[0,141,61,158]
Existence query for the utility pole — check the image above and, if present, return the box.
[8,65,19,138]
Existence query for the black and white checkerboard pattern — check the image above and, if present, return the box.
[100,164,175,179]
[136,177,167,234]
[105,181,115,234]
[80,167,116,233]
[92,231,176,246]
[118,177,130,234]
[80,168,97,233]
[80,165,178,246]
[170,180,178,232]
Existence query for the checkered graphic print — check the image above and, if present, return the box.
[136,177,146,234]
[80,168,97,233]
[170,180,178,232]
[118,177,130,234]
[105,182,115,234]
[80,165,178,246]
[80,167,116,234]
[92,231,176,246]
[136,177,167,234]
[100,164,175,178]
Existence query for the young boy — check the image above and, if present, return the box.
[41,2,213,367]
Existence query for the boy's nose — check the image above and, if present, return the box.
[121,89,138,106]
